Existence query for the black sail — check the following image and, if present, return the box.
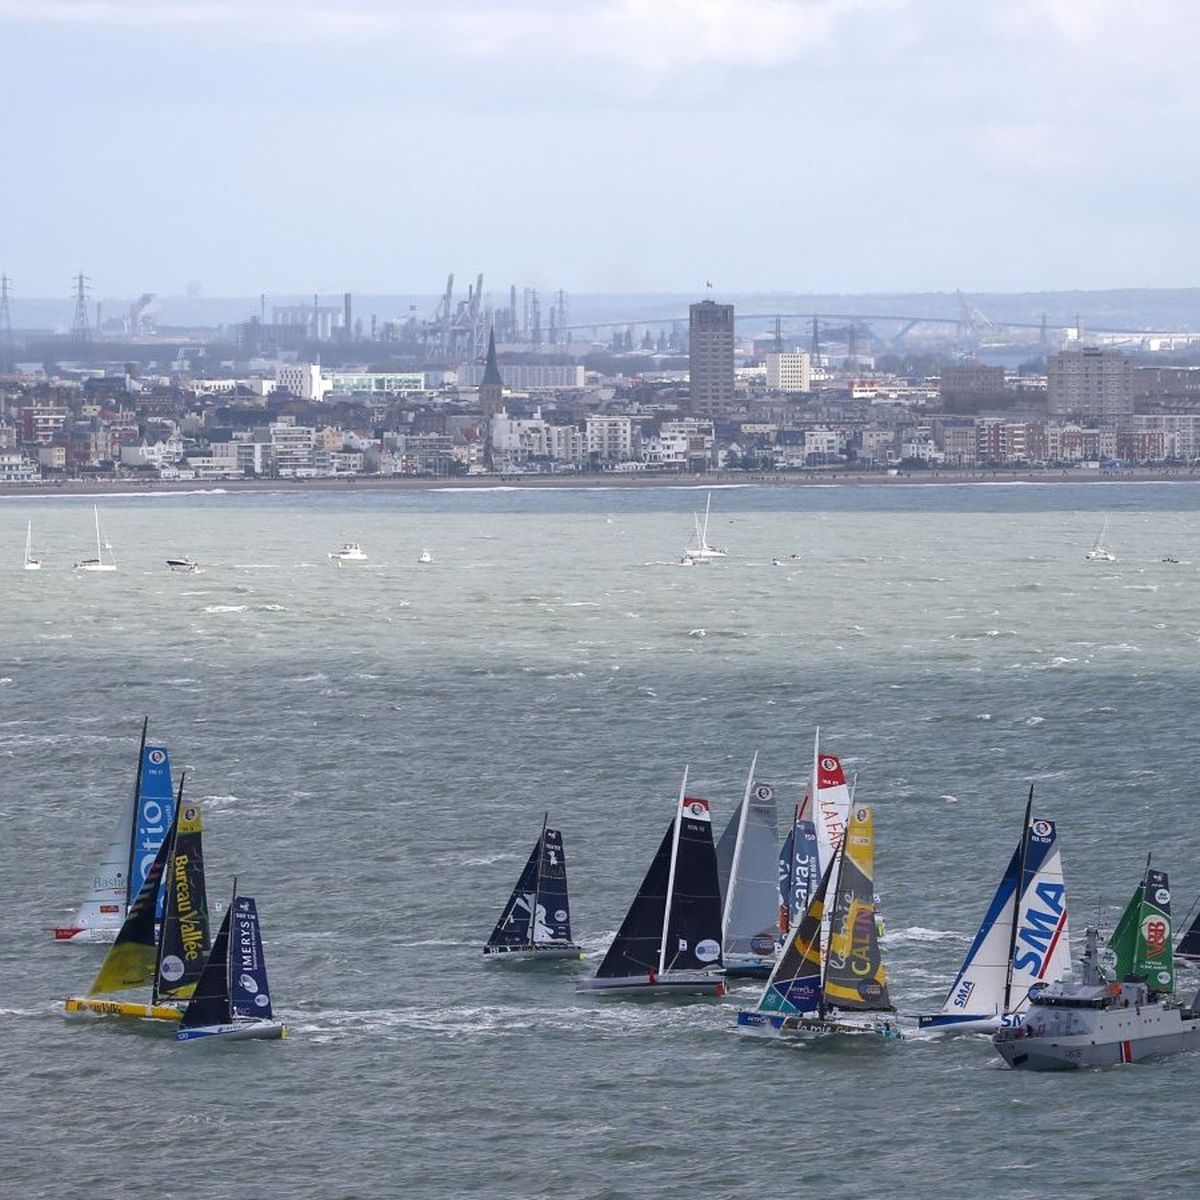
[662,797,724,972]
[485,841,540,951]
[596,824,674,978]
[154,796,211,1003]
[1177,906,1200,964]
[179,904,232,1029]
[534,828,573,945]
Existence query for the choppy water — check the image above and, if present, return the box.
[4,482,1200,1199]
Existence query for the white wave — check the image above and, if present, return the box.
[203,604,247,614]
[889,926,962,943]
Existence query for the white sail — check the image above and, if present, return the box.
[811,731,851,879]
[721,756,779,968]
[23,520,41,570]
[57,800,134,942]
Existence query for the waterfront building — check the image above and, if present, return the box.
[765,351,811,393]
[585,414,639,462]
[457,363,585,389]
[688,301,736,416]
[1047,348,1133,419]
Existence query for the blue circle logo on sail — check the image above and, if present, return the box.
[694,938,720,962]
[149,749,166,765]
[160,954,185,982]
[239,973,259,994]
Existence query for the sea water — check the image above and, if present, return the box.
[3,482,1199,1199]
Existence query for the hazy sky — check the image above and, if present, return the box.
[2,0,1197,298]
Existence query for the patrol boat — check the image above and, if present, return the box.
[993,864,1200,1070]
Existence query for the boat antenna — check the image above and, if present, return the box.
[125,717,150,907]
[1002,784,1035,1013]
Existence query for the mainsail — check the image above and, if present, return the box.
[822,805,891,1013]
[154,793,211,1004]
[1108,866,1173,996]
[86,808,176,995]
[595,780,723,979]
[778,813,818,935]
[722,769,780,964]
[928,808,1070,1025]
[229,897,274,1020]
[756,856,835,1015]
[811,738,851,879]
[132,742,177,918]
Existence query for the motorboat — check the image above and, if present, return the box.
[328,543,368,565]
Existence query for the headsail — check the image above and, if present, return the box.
[1108,866,1173,996]
[1177,898,1200,964]
[715,800,742,910]
[822,805,891,1013]
[154,792,211,1004]
[756,856,835,1015]
[87,807,177,995]
[179,905,233,1030]
[722,776,779,963]
[486,840,541,951]
[596,823,673,978]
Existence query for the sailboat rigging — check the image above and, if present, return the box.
[23,520,41,570]
[680,492,727,563]
[74,505,117,571]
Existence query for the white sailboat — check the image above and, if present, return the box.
[418,548,433,564]
[23,520,42,570]
[681,492,726,563]
[1085,516,1116,563]
[74,506,117,572]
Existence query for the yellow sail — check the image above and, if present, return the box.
[822,805,891,1011]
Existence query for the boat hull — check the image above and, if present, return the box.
[483,943,581,961]
[722,954,774,980]
[176,1021,286,1043]
[737,1010,904,1040]
[575,971,725,998]
[993,1016,1200,1070]
[53,925,120,944]
[63,996,182,1022]
[917,1012,1004,1034]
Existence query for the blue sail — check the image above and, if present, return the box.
[229,896,274,1020]
[779,819,818,931]
[129,743,177,918]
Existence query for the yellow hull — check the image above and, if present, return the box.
[63,996,182,1022]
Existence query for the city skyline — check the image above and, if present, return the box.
[2,1,1199,296]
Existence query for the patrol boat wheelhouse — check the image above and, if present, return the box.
[993,865,1200,1070]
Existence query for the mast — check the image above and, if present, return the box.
[94,505,102,561]
[152,772,186,1005]
[25,520,31,564]
[818,827,847,1019]
[1002,785,1035,1013]
[125,717,150,906]
[658,767,689,975]
[701,492,712,548]
[530,811,548,948]
[722,752,758,947]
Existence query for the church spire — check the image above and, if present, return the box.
[481,326,503,387]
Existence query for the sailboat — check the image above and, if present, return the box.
[1084,515,1117,563]
[53,721,177,943]
[737,804,902,1039]
[680,492,726,563]
[74,505,117,571]
[1176,896,1200,964]
[714,754,780,977]
[576,770,725,997]
[23,520,41,570]
[484,817,580,960]
[918,790,1070,1033]
[176,891,286,1041]
[418,548,433,564]
[64,784,211,1022]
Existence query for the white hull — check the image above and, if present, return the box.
[737,1010,903,1040]
[575,970,725,998]
[23,562,41,571]
[53,924,121,945]
[917,1012,1004,1035]
[177,1020,286,1043]
[75,562,117,572]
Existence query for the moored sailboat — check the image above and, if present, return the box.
[23,520,41,570]
[53,722,177,943]
[680,493,727,563]
[484,816,580,960]
[919,790,1070,1033]
[576,770,725,997]
[737,804,902,1039]
[1084,515,1117,563]
[716,754,780,978]
[74,505,117,571]
[176,892,286,1042]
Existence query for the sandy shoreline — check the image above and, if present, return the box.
[2,468,1199,499]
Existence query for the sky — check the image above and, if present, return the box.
[1,0,1198,299]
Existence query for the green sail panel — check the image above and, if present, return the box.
[1107,868,1174,995]
[822,804,892,1012]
